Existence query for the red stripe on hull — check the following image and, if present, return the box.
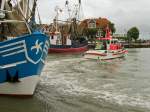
[85,53,107,56]
[113,50,128,55]
[48,46,88,53]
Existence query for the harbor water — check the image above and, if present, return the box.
[0,48,150,112]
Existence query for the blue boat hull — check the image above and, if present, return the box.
[0,32,49,95]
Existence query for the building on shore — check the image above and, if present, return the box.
[113,33,127,42]
[78,17,116,43]
[79,17,111,36]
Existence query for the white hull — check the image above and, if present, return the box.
[0,75,40,96]
[84,50,126,60]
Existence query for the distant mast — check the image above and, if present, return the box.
[54,6,62,32]
[70,0,83,38]
[74,0,83,21]
[78,0,81,20]
[65,0,83,21]
[55,6,59,32]
[65,0,71,20]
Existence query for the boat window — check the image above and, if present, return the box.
[57,34,61,39]
[51,35,54,39]
[0,34,7,42]
[95,41,107,50]
[107,40,110,44]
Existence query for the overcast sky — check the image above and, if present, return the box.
[38,0,150,39]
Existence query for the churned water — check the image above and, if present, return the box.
[0,48,150,112]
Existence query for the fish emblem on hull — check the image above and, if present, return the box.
[31,40,43,55]
[25,38,45,64]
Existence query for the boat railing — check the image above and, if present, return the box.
[72,40,88,48]
[0,9,13,13]
[0,19,25,23]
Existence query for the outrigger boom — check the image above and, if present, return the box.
[0,20,25,23]
[0,9,13,13]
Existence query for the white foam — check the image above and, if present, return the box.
[40,55,150,110]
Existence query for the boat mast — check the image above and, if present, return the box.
[16,0,32,34]
[54,6,62,32]
[0,0,6,19]
[77,0,81,21]
[65,0,71,21]
[22,0,28,18]
[55,6,59,32]
[0,0,5,10]
[37,7,42,24]
[69,0,82,38]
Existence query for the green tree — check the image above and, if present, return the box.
[87,28,97,36]
[86,28,98,42]
[127,27,139,42]
[109,22,116,34]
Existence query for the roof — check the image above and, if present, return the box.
[79,18,110,28]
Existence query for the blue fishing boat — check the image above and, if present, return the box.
[0,0,49,95]
[0,32,49,95]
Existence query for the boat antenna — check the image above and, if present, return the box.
[65,0,71,21]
